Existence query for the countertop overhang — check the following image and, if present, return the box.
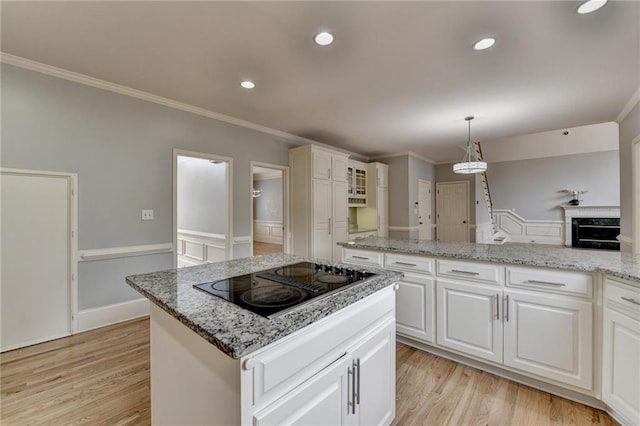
[339,237,640,284]
[126,253,403,359]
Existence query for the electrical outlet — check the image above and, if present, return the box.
[142,209,154,220]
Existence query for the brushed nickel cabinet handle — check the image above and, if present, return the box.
[621,296,640,306]
[394,261,417,267]
[356,358,361,405]
[328,218,331,235]
[450,269,480,276]
[505,295,510,322]
[351,361,357,414]
[348,366,354,414]
[352,255,369,260]
[496,293,500,320]
[526,279,566,287]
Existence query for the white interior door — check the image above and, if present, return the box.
[436,181,469,242]
[418,180,432,240]
[1,171,72,351]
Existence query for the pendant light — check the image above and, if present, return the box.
[453,116,487,174]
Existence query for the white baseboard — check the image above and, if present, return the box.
[77,298,150,333]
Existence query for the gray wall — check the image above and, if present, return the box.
[619,102,640,252]
[1,64,292,309]
[177,156,227,234]
[487,150,620,221]
[253,177,283,222]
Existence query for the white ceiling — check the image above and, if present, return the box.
[1,1,638,162]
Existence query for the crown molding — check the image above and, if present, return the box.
[370,150,436,164]
[616,87,640,123]
[0,52,326,148]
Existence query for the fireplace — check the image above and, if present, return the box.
[562,205,620,250]
[571,217,620,250]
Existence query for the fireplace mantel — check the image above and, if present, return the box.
[562,205,620,246]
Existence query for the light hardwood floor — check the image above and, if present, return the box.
[1,318,614,425]
[253,241,283,256]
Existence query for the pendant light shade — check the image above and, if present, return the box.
[453,116,487,174]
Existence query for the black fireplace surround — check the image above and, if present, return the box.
[571,217,620,251]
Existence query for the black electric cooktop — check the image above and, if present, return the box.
[193,261,376,318]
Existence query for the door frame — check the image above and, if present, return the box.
[1,168,78,335]
[418,179,432,240]
[436,180,470,242]
[173,149,233,267]
[250,161,290,255]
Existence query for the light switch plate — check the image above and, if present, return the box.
[142,209,154,220]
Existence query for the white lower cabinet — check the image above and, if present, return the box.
[503,289,593,390]
[254,319,396,426]
[396,273,435,343]
[602,278,640,425]
[436,279,503,363]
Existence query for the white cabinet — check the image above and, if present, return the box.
[602,277,640,425]
[347,160,368,206]
[395,272,435,343]
[366,162,388,237]
[377,187,389,237]
[436,279,503,363]
[374,163,388,188]
[434,262,594,391]
[503,289,593,390]
[290,145,350,262]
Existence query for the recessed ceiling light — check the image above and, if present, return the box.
[314,32,334,46]
[473,38,496,51]
[240,80,255,89]
[577,0,607,14]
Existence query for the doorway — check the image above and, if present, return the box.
[251,162,289,256]
[173,149,232,268]
[436,181,469,242]
[1,169,78,351]
[418,179,432,240]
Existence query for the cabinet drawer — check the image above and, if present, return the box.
[436,259,504,285]
[385,253,434,275]
[342,248,383,267]
[605,278,640,315]
[506,266,593,298]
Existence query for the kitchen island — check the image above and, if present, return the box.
[339,237,640,426]
[126,253,403,425]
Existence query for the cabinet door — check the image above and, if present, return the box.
[503,290,593,390]
[602,307,640,424]
[350,320,396,426]
[396,273,435,343]
[332,181,349,262]
[253,354,352,426]
[376,164,388,188]
[377,187,388,237]
[436,279,503,363]
[312,179,332,260]
[312,150,332,180]
[332,156,349,182]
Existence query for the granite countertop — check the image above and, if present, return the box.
[338,237,640,284]
[126,253,402,359]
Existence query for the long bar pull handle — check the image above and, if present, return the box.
[348,366,354,414]
[356,358,361,405]
[505,295,510,322]
[394,261,417,267]
[328,168,331,179]
[328,218,331,235]
[621,296,640,306]
[351,361,357,414]
[352,255,369,260]
[450,269,480,276]
[526,279,566,287]
[496,293,500,320]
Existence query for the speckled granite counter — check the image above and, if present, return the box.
[126,253,402,359]
[339,237,640,284]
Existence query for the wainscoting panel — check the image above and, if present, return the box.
[475,222,495,244]
[177,229,226,267]
[494,209,564,245]
[253,220,284,244]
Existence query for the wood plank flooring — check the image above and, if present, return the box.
[252,241,283,256]
[1,318,614,425]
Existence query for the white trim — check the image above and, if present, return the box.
[253,170,282,181]
[0,168,79,334]
[388,225,420,231]
[633,136,640,254]
[616,234,633,244]
[253,220,284,244]
[177,229,226,240]
[173,149,233,267]
[177,230,226,266]
[494,209,564,245]
[78,243,173,261]
[369,150,436,164]
[233,236,253,244]
[616,88,640,123]
[250,161,291,255]
[77,299,150,333]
